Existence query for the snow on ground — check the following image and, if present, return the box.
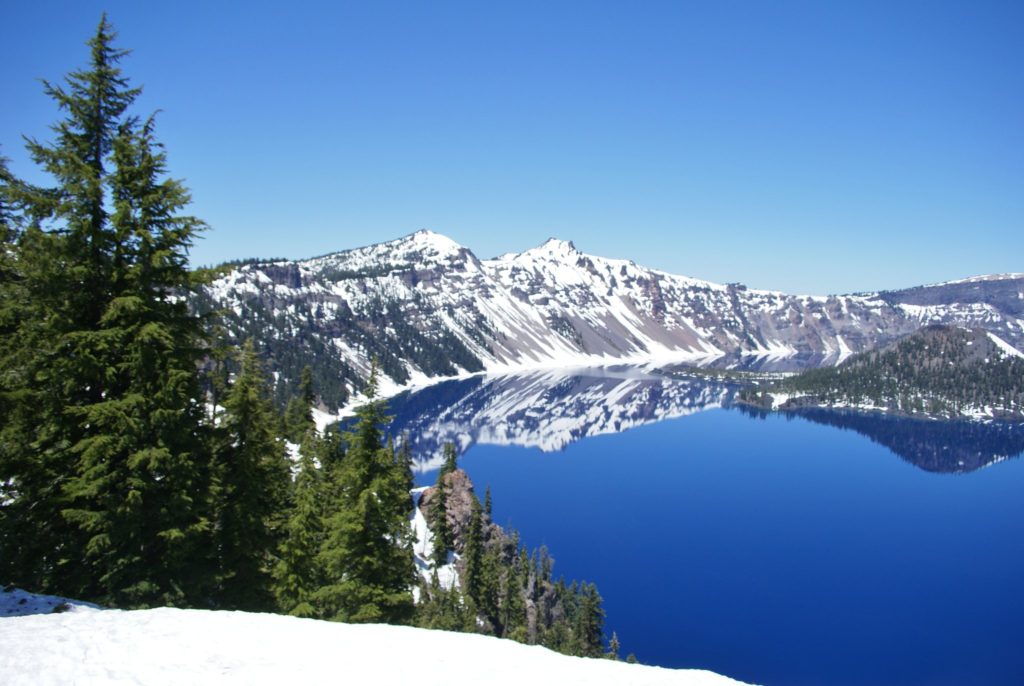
[0,587,99,617]
[0,590,751,686]
[410,486,459,592]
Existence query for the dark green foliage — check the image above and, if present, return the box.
[273,429,326,617]
[607,631,621,660]
[462,496,484,605]
[189,270,490,412]
[430,475,453,567]
[316,368,416,623]
[413,467,613,659]
[283,365,315,441]
[573,583,606,657]
[439,441,458,477]
[415,570,474,632]
[0,18,215,606]
[189,286,354,412]
[429,442,459,566]
[741,325,1024,420]
[213,340,291,610]
[0,151,22,255]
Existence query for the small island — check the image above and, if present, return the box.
[739,325,1024,421]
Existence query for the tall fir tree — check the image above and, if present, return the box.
[439,441,459,477]
[283,365,315,442]
[316,366,416,623]
[0,17,215,605]
[214,340,292,611]
[462,495,484,605]
[272,428,326,617]
[430,472,453,567]
[573,582,606,657]
[0,152,36,587]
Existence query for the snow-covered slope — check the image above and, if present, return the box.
[0,587,99,617]
[196,230,1024,408]
[0,590,750,686]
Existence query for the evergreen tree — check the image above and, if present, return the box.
[214,340,291,610]
[1,18,215,605]
[439,441,458,477]
[502,544,528,642]
[283,365,315,441]
[0,150,21,259]
[430,478,452,567]
[484,485,492,518]
[416,569,473,631]
[316,366,416,623]
[0,153,42,590]
[607,631,621,660]
[462,496,484,604]
[574,582,606,657]
[273,429,326,617]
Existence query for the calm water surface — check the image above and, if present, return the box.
[385,369,1024,686]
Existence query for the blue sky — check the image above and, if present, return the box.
[3,1,1021,294]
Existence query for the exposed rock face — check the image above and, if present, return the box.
[417,470,499,552]
[416,468,567,644]
[195,230,1024,408]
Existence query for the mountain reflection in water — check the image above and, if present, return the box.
[370,366,1024,475]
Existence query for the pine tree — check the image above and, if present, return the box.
[1,17,216,605]
[477,544,503,632]
[439,441,459,477]
[430,473,453,567]
[0,150,21,259]
[0,153,43,590]
[462,496,484,604]
[606,631,621,660]
[214,340,291,610]
[273,429,326,617]
[316,366,416,623]
[574,582,606,657]
[502,543,528,642]
[283,365,315,441]
[484,485,493,518]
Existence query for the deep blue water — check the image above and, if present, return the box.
[389,371,1024,685]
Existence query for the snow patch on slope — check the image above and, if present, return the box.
[0,592,751,685]
[987,332,1024,359]
[0,587,100,617]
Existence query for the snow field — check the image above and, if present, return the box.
[0,595,751,685]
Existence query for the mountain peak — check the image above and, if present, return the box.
[495,237,582,265]
[402,229,465,254]
[539,238,578,253]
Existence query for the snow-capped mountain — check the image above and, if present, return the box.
[194,230,1024,409]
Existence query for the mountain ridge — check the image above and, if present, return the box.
[193,230,1024,410]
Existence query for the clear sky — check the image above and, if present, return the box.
[3,1,1021,294]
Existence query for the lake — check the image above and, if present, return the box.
[383,367,1024,686]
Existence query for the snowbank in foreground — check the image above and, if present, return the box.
[0,599,751,685]
[0,586,99,617]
